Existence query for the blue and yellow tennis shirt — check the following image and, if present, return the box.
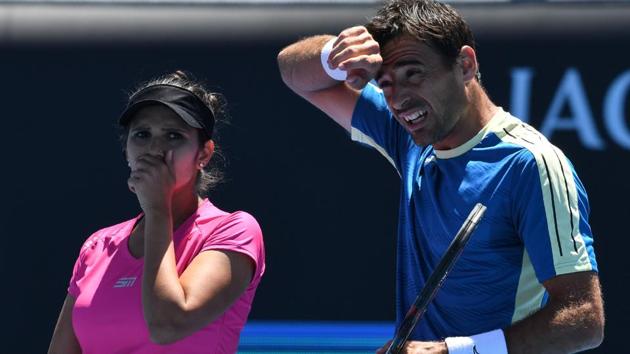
[351,83,598,340]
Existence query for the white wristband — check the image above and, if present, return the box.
[445,329,508,354]
[320,37,348,81]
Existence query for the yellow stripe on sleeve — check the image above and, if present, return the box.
[494,116,593,275]
[351,127,400,175]
[512,250,546,324]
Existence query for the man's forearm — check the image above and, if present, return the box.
[277,34,341,94]
[504,274,604,354]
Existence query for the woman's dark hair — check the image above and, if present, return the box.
[366,0,480,81]
[120,70,229,196]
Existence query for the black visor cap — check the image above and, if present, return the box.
[119,84,214,140]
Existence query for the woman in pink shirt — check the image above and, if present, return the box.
[48,71,265,354]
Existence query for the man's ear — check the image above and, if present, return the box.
[198,140,215,168]
[458,45,478,83]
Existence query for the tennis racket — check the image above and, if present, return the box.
[385,203,487,354]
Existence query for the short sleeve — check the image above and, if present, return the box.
[512,148,597,283]
[67,243,89,298]
[351,82,414,174]
[201,211,265,282]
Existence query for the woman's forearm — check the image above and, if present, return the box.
[141,208,189,343]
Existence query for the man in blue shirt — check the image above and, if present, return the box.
[277,0,604,353]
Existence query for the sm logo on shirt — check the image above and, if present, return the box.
[113,277,137,288]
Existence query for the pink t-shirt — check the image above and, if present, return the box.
[68,199,265,354]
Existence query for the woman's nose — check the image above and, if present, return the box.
[148,138,166,158]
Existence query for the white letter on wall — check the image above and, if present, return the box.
[604,70,630,150]
[511,67,534,123]
[541,68,605,150]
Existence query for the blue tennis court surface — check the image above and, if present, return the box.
[238,321,394,353]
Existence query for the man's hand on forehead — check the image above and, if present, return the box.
[327,26,383,90]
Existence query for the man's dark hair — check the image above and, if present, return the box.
[366,0,479,79]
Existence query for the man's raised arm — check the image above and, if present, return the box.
[277,26,382,132]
